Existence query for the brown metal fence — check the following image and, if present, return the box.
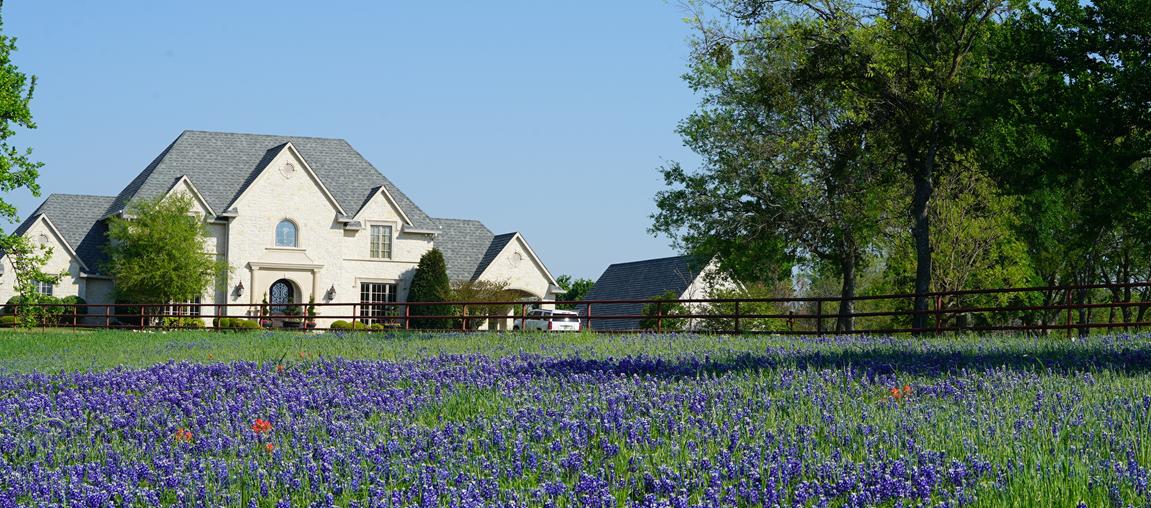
[4,281,1151,335]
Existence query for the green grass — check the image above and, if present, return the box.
[1,328,1149,375]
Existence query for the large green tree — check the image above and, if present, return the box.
[0,2,44,229]
[976,0,1151,329]
[104,194,225,311]
[653,8,899,331]
[679,0,1010,330]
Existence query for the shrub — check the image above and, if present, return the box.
[161,316,204,329]
[698,284,795,333]
[58,296,88,324]
[330,320,367,331]
[639,291,687,332]
[369,323,384,331]
[0,315,15,327]
[3,295,22,315]
[212,317,261,331]
[3,295,65,327]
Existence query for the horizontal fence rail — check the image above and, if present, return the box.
[4,281,1151,336]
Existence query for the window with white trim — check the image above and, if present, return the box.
[166,296,202,316]
[34,281,53,296]
[276,220,298,247]
[360,282,397,324]
[370,225,392,259]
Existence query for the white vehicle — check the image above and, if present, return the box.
[515,309,581,332]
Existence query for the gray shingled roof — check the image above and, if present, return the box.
[108,130,436,229]
[580,255,703,331]
[12,194,117,273]
[433,218,496,281]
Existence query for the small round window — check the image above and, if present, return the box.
[275,220,298,247]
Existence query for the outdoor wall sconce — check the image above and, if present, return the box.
[234,281,245,297]
[325,285,336,301]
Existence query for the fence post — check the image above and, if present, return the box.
[734,300,741,334]
[1065,289,1073,339]
[139,305,145,330]
[520,303,527,331]
[816,300,823,335]
[934,294,942,335]
[462,304,469,332]
[656,301,663,333]
[586,302,592,331]
[404,304,410,330]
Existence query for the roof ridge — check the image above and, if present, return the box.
[607,254,693,267]
[181,129,350,143]
[43,192,118,199]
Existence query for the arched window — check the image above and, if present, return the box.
[275,220,298,247]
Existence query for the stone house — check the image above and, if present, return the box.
[0,130,562,327]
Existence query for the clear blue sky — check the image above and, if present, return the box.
[2,1,701,280]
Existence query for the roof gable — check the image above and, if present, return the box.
[225,142,347,216]
[10,194,117,273]
[109,130,435,228]
[472,233,516,279]
[165,176,216,216]
[473,233,557,285]
[354,185,413,226]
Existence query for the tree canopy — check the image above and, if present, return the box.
[104,194,225,307]
[0,4,41,228]
[655,0,1151,332]
[555,275,595,310]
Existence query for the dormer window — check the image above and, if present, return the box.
[276,220,298,247]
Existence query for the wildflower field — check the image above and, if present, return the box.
[0,330,1149,507]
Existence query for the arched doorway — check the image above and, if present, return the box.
[496,290,541,331]
[269,279,296,314]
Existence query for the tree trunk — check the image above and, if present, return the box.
[836,254,856,333]
[910,169,934,333]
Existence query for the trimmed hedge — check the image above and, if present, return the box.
[161,316,205,329]
[211,317,261,330]
[330,320,367,331]
[0,315,15,327]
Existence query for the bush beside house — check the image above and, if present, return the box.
[408,249,453,329]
